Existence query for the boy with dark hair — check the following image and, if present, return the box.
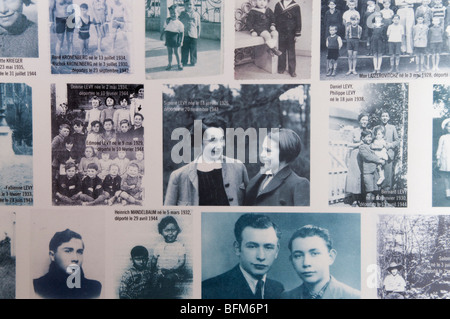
[119,245,153,299]
[80,162,108,205]
[179,0,201,67]
[54,162,82,205]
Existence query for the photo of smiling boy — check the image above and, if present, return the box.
[282,225,360,299]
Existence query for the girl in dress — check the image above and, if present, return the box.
[436,118,450,198]
[151,216,186,298]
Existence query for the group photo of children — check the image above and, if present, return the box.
[321,0,450,78]
[51,83,145,207]
[114,214,193,299]
[50,0,132,74]
[145,0,222,79]
[329,83,408,207]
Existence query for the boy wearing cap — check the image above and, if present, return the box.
[119,245,154,299]
[383,262,406,299]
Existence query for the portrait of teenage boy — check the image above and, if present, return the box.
[33,228,102,299]
[0,0,38,57]
[202,213,284,299]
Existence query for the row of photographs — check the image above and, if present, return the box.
[0,211,449,299]
[2,82,450,208]
[7,1,450,80]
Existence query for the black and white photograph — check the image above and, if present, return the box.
[50,0,132,74]
[0,0,38,58]
[0,83,33,206]
[0,212,15,299]
[51,83,144,206]
[320,0,450,80]
[202,212,361,299]
[113,210,193,299]
[329,82,408,207]
[145,0,223,79]
[377,214,450,299]
[163,84,310,206]
[234,0,312,79]
[31,210,104,299]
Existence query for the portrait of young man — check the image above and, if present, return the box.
[33,228,102,299]
[282,225,360,299]
[202,213,284,299]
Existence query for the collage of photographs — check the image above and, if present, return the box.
[0,0,449,305]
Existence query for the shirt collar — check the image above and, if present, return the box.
[239,265,267,296]
[302,276,331,299]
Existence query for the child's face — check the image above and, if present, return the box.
[120,99,128,108]
[435,0,442,6]
[66,167,76,178]
[118,151,126,159]
[110,165,119,176]
[432,17,440,26]
[376,131,384,140]
[134,115,143,128]
[87,168,98,179]
[74,124,83,134]
[169,8,177,18]
[127,165,139,177]
[390,268,398,276]
[445,123,450,133]
[162,223,179,243]
[81,7,88,15]
[422,0,430,5]
[363,134,373,144]
[60,127,70,137]
[106,97,114,107]
[0,0,23,28]
[101,153,110,161]
[351,18,359,26]
[375,16,383,24]
[104,121,113,131]
[329,2,336,9]
[381,112,390,124]
[92,99,100,108]
[329,26,337,35]
[136,151,144,161]
[255,0,268,9]
[417,17,424,24]
[348,2,356,10]
[132,256,148,271]
[383,1,390,8]
[367,1,375,11]
[120,123,129,133]
[393,16,400,24]
[184,0,193,12]
[92,123,100,133]
[66,142,73,150]
[85,148,94,158]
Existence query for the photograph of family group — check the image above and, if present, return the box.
[162,84,310,207]
[329,82,408,207]
[320,0,450,79]
[51,83,145,206]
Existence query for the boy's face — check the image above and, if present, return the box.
[92,123,100,133]
[351,18,359,26]
[383,1,390,8]
[106,97,114,107]
[290,236,335,286]
[132,256,148,271]
[87,168,97,179]
[376,130,384,140]
[255,0,268,9]
[60,127,70,137]
[120,123,129,133]
[169,8,177,18]
[101,153,110,161]
[81,7,88,15]
[66,167,76,178]
[104,121,113,131]
[260,136,280,174]
[348,2,356,10]
[329,26,337,35]
[66,142,73,150]
[367,1,375,10]
[110,165,119,176]
[381,112,390,124]
[329,2,336,9]
[375,16,383,24]
[127,165,138,177]
[390,268,398,276]
[118,151,126,159]
[138,88,144,98]
[184,0,193,12]
[0,0,23,29]
[85,148,93,157]
[74,124,83,134]
[50,238,84,273]
[202,127,225,162]
[120,99,128,107]
[363,133,373,144]
[134,115,143,128]
[417,17,424,24]
[393,16,400,24]
[136,151,144,161]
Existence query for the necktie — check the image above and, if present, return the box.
[255,279,264,299]
[261,174,273,190]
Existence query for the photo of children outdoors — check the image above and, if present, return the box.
[114,212,193,299]
[377,214,450,299]
[50,0,132,74]
[320,0,450,79]
[51,83,144,206]
[234,0,312,79]
[145,0,223,79]
[163,84,310,207]
[329,83,408,207]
